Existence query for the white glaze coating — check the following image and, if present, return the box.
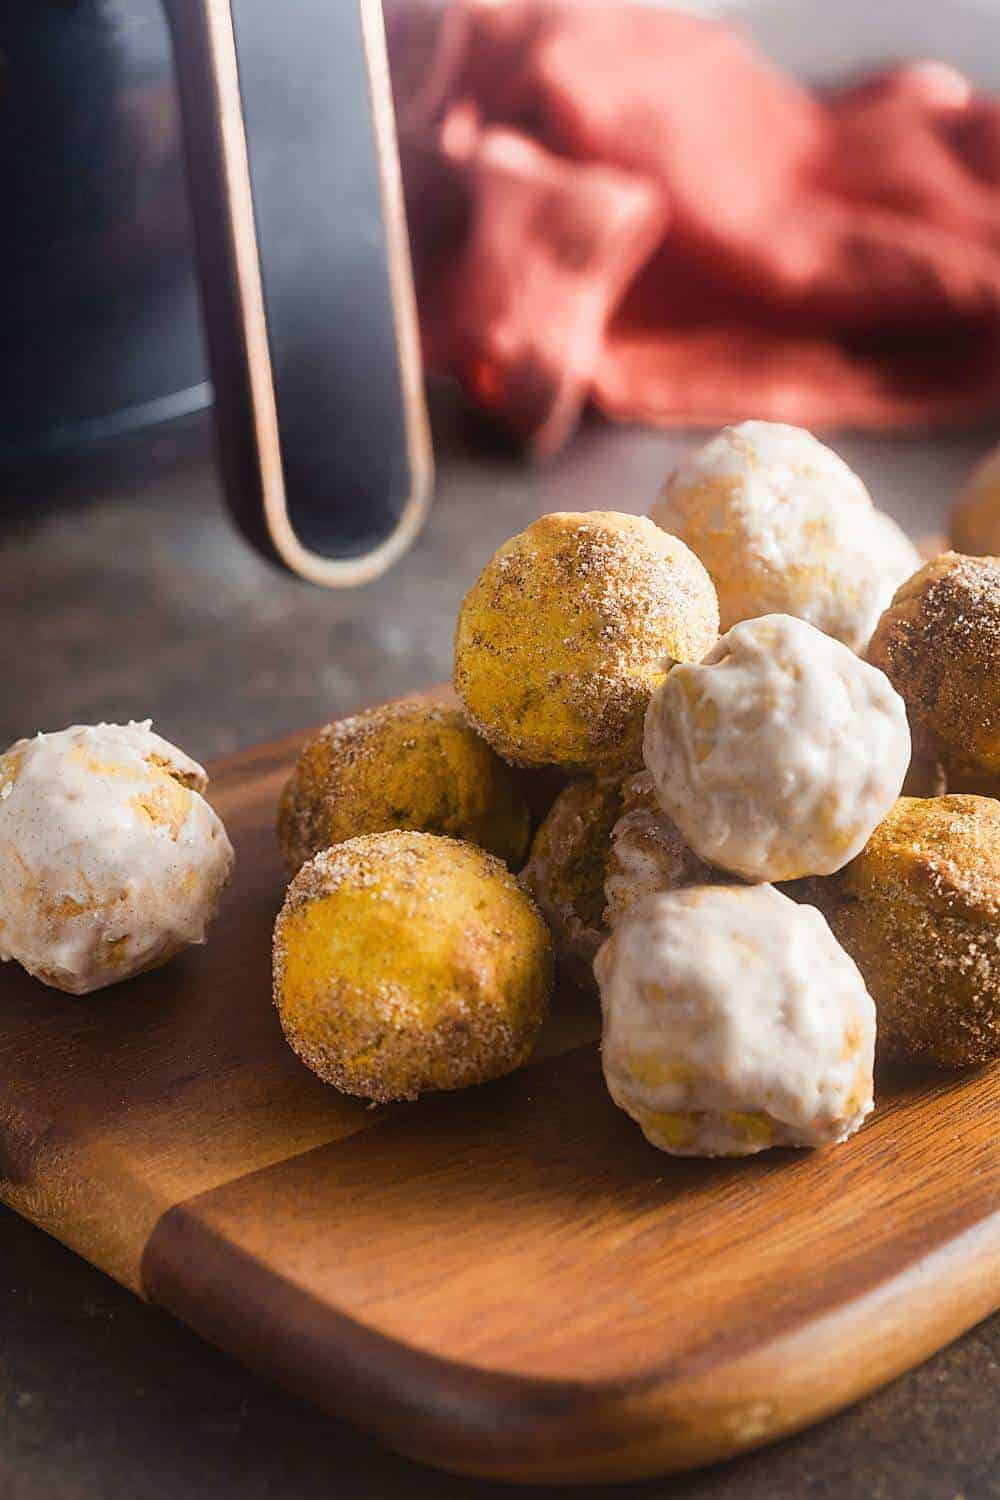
[650,421,920,653]
[603,772,716,927]
[643,614,910,882]
[0,722,234,995]
[595,884,876,1157]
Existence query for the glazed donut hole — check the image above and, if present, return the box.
[273,830,553,1102]
[595,884,876,1157]
[454,510,719,774]
[650,421,920,654]
[0,722,233,995]
[643,614,911,883]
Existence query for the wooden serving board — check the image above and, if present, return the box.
[1,720,998,1485]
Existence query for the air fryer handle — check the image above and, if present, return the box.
[166,0,431,587]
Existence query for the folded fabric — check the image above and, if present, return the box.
[388,1,1000,454]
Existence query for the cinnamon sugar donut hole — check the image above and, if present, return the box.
[868,552,1000,794]
[520,776,625,993]
[277,700,530,876]
[274,831,553,1102]
[454,511,718,774]
[801,796,1000,1067]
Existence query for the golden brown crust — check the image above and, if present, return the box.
[801,796,1000,1067]
[273,830,553,1102]
[453,512,718,774]
[867,552,1000,792]
[520,776,626,992]
[277,700,531,875]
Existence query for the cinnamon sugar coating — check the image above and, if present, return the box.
[520,775,625,992]
[277,699,530,875]
[867,552,1000,793]
[800,796,1000,1067]
[273,830,553,1102]
[454,511,718,774]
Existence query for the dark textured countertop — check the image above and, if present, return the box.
[2,395,998,1499]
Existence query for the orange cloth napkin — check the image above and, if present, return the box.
[388,1,1000,455]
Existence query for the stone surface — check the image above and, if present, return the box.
[1,391,997,1497]
[3,393,985,759]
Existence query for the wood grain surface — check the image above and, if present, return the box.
[1,719,998,1484]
